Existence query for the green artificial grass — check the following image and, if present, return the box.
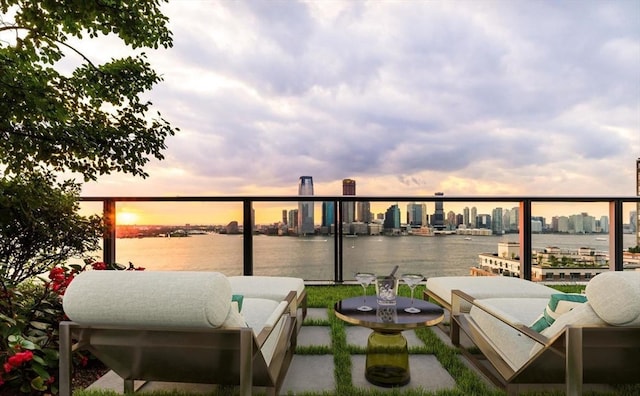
[74,283,637,396]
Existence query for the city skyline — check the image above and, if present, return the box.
[66,1,637,216]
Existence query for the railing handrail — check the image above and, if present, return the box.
[82,195,640,282]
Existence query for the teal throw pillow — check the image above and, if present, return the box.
[530,293,587,332]
[232,294,244,312]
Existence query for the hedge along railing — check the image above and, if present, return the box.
[79,196,640,282]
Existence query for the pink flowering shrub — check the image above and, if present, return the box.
[0,259,143,394]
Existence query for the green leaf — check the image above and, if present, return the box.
[31,376,47,391]
[31,363,50,380]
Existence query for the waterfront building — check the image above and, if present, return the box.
[477,213,491,230]
[342,178,356,224]
[288,209,298,231]
[282,210,287,225]
[470,206,478,228]
[509,207,519,232]
[476,242,610,281]
[298,176,315,235]
[432,192,445,230]
[383,204,401,234]
[502,210,510,233]
[407,202,427,227]
[491,208,503,235]
[321,201,334,228]
[356,201,371,223]
[463,207,470,227]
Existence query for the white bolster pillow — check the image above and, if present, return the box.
[63,271,232,328]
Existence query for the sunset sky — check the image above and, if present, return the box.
[66,1,639,225]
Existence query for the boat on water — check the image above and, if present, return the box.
[595,237,607,241]
[464,237,472,241]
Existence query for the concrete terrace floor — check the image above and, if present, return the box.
[87,307,494,395]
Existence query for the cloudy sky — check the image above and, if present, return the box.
[76,0,639,223]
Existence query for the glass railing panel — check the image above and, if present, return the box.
[112,202,245,274]
[251,201,335,280]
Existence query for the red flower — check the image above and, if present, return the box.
[3,362,12,373]
[7,351,34,368]
[46,376,55,385]
[80,355,88,367]
[92,262,107,270]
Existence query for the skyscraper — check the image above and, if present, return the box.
[342,178,356,224]
[298,176,315,235]
[322,201,334,228]
[432,192,445,230]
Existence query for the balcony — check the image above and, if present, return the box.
[71,195,639,395]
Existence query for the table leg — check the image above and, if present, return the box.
[365,330,409,387]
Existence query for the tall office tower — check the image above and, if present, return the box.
[477,214,491,229]
[407,203,423,226]
[282,210,288,225]
[342,179,356,224]
[510,207,519,232]
[502,210,510,233]
[491,207,503,235]
[383,204,401,231]
[629,212,636,233]
[463,207,470,227]
[356,201,371,223]
[598,216,610,233]
[288,209,298,229]
[470,206,478,228]
[322,201,335,227]
[446,211,456,229]
[298,176,315,235]
[432,192,445,230]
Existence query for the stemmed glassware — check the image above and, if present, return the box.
[401,273,423,313]
[355,272,376,311]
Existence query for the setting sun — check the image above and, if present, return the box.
[116,211,139,225]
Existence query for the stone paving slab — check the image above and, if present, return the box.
[351,355,456,392]
[305,307,329,322]
[280,355,335,394]
[298,325,332,347]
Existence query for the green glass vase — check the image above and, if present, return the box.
[365,331,409,387]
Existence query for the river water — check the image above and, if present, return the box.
[112,233,638,281]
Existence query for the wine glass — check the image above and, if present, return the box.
[355,272,376,311]
[401,273,423,313]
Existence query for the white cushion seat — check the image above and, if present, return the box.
[228,275,305,302]
[470,297,550,371]
[426,276,557,311]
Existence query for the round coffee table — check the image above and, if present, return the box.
[334,296,444,387]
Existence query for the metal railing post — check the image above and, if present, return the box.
[336,199,343,283]
[609,200,623,271]
[519,199,532,280]
[243,199,253,275]
[103,199,116,265]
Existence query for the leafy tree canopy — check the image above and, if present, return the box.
[0,0,177,181]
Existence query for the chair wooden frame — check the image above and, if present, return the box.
[450,289,640,396]
[59,291,298,396]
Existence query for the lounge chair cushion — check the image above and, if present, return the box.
[63,271,233,328]
[585,271,640,326]
[228,276,305,302]
[529,293,588,332]
[470,297,550,371]
[528,302,607,358]
[426,276,556,311]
